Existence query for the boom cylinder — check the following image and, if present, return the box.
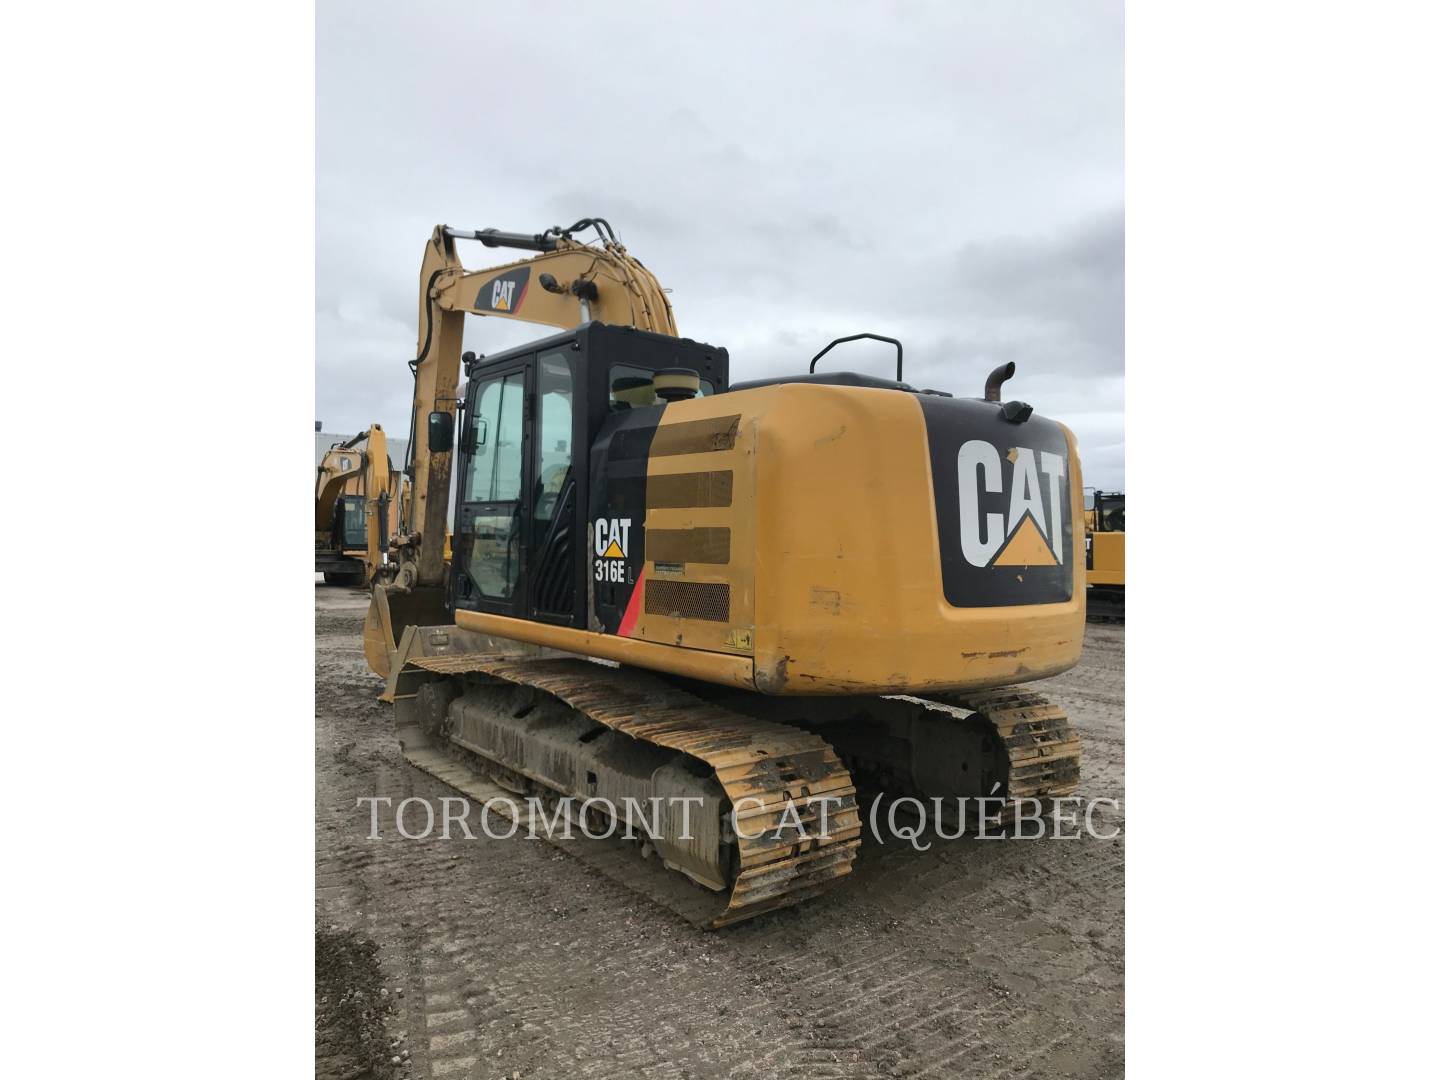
[443,226,558,252]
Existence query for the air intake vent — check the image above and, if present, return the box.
[645,580,730,623]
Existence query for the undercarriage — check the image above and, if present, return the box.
[1086,586,1125,623]
[387,637,1081,928]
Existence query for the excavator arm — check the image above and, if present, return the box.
[366,219,676,676]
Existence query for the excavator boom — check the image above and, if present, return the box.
[369,221,677,670]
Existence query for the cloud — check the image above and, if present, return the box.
[317,0,1124,488]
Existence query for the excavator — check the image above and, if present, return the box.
[315,424,402,586]
[1084,489,1125,622]
[362,218,1086,927]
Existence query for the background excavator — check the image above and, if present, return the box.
[1085,488,1125,621]
[315,424,403,586]
[362,218,1087,927]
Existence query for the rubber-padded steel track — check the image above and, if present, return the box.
[396,653,861,928]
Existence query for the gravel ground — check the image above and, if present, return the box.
[316,586,1124,1079]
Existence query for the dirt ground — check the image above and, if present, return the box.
[316,586,1124,1079]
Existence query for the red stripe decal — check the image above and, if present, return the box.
[617,567,645,637]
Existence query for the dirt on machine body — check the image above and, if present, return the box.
[361,218,1087,926]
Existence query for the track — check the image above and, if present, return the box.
[394,654,861,928]
[685,682,1083,833]
[1085,587,1125,624]
[390,652,1083,927]
[927,687,1083,810]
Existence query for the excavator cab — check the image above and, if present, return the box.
[334,494,368,553]
[1092,490,1125,533]
[449,322,728,627]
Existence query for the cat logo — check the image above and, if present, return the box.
[474,267,530,315]
[594,517,632,583]
[957,440,1068,569]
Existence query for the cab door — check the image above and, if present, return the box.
[454,359,531,615]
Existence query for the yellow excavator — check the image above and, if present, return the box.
[1084,489,1125,622]
[363,218,1086,927]
[316,424,402,586]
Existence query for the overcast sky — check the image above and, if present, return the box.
[318,0,1123,489]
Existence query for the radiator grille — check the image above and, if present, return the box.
[644,580,731,623]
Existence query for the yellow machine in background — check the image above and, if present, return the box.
[315,424,404,586]
[1084,489,1125,621]
[361,218,1087,927]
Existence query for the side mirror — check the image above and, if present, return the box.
[428,411,455,453]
